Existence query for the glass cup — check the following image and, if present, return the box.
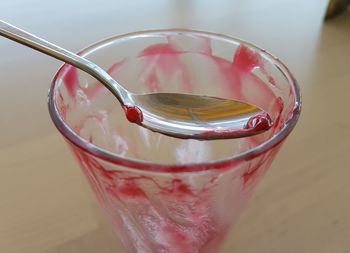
[48,30,301,253]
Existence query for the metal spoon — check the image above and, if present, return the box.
[0,20,272,140]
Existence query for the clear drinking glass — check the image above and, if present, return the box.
[48,30,301,253]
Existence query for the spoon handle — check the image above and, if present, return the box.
[0,20,128,104]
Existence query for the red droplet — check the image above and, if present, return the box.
[123,105,143,125]
[244,112,273,132]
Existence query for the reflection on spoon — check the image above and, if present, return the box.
[0,20,273,140]
[132,93,273,140]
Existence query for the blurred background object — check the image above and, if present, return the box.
[325,0,350,19]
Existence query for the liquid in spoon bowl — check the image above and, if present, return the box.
[131,93,273,140]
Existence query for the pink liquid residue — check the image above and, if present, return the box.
[59,35,291,253]
[139,42,193,93]
[73,147,236,253]
[60,38,281,139]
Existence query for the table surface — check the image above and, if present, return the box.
[1,0,350,252]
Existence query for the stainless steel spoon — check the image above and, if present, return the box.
[0,20,272,140]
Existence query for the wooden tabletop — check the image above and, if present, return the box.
[1,0,350,252]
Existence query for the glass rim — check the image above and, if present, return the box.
[48,29,301,173]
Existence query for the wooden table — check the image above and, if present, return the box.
[1,0,350,252]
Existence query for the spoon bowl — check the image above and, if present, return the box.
[132,93,270,139]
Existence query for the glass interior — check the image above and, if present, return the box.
[51,30,298,165]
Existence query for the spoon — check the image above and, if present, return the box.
[0,20,273,140]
